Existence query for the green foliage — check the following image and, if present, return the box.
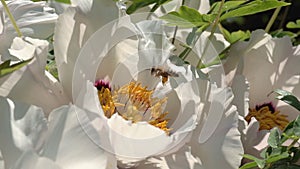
[287,20,300,29]
[53,0,71,4]
[220,27,251,43]
[126,0,171,14]
[160,6,215,29]
[0,59,32,78]
[219,0,290,21]
[273,89,300,111]
[46,60,59,80]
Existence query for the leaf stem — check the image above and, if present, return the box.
[265,1,285,33]
[0,0,22,37]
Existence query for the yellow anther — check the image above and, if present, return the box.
[97,81,171,134]
[245,105,289,131]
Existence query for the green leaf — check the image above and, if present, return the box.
[268,128,281,148]
[239,161,258,169]
[271,29,297,39]
[220,27,251,43]
[0,59,32,78]
[266,152,290,163]
[160,6,213,28]
[290,148,300,163]
[46,60,59,80]
[242,154,265,168]
[287,19,300,29]
[210,1,247,15]
[126,0,170,14]
[243,154,261,161]
[220,0,290,21]
[54,0,71,4]
[273,89,300,111]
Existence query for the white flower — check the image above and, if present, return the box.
[70,13,243,168]
[0,0,118,114]
[0,97,116,169]
[0,37,69,115]
[0,0,57,61]
[224,30,300,157]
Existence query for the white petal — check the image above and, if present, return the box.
[11,151,62,169]
[137,146,204,169]
[54,0,118,99]
[43,105,117,169]
[199,84,233,143]
[0,1,57,60]
[0,97,47,169]
[0,37,69,115]
[231,75,249,117]
[192,105,243,169]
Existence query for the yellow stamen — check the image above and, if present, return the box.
[97,81,171,134]
[245,106,289,130]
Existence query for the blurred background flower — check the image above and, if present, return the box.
[224,29,300,158]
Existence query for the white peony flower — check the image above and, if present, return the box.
[70,12,243,168]
[0,97,117,169]
[0,0,57,62]
[224,30,300,157]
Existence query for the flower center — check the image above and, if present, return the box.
[95,80,171,134]
[245,103,289,131]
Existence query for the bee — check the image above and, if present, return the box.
[150,68,179,85]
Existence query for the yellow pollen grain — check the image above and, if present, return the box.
[97,81,171,134]
[245,106,289,130]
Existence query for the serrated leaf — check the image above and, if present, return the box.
[160,6,213,28]
[0,59,32,78]
[268,128,281,148]
[220,0,290,21]
[287,20,300,29]
[54,0,71,4]
[273,89,300,111]
[239,161,258,169]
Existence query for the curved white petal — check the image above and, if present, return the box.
[43,105,117,169]
[140,105,243,169]
[0,97,47,169]
[193,105,243,169]
[0,1,57,61]
[54,0,118,99]
[0,37,69,115]
[11,151,62,169]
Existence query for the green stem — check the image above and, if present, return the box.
[196,0,224,68]
[265,1,284,33]
[0,0,22,37]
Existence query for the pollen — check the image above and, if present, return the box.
[96,81,171,134]
[245,105,289,131]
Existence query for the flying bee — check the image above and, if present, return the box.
[150,68,179,85]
